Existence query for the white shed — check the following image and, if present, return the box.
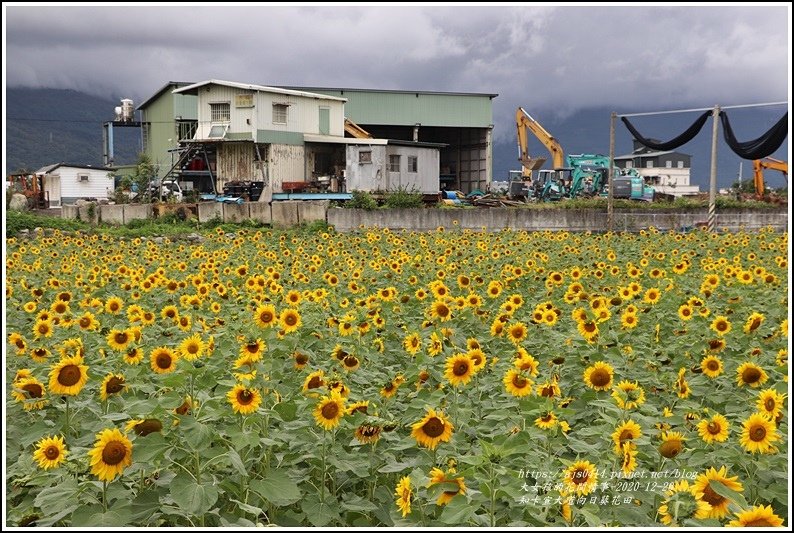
[35,163,116,207]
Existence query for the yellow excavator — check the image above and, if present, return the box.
[752,157,787,199]
[516,107,564,177]
[344,118,373,139]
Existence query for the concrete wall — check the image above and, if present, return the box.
[328,207,788,233]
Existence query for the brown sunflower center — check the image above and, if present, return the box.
[589,369,611,387]
[22,383,44,398]
[155,353,173,369]
[742,367,762,384]
[79,317,91,327]
[570,469,589,485]
[541,414,553,423]
[707,422,721,435]
[422,417,445,438]
[321,402,340,419]
[15,339,25,349]
[37,323,50,334]
[285,314,298,326]
[540,385,555,398]
[750,425,767,442]
[659,440,682,458]
[350,404,368,414]
[764,398,776,412]
[436,305,449,317]
[512,375,527,388]
[176,400,191,415]
[295,353,308,364]
[114,332,129,344]
[101,441,127,465]
[57,365,81,386]
[361,425,380,437]
[453,361,470,377]
[134,419,163,436]
[619,430,634,442]
[237,389,255,405]
[707,360,720,371]
[44,445,60,459]
[186,343,199,354]
[716,321,728,332]
[165,309,176,318]
[701,484,725,506]
[33,348,47,358]
[748,318,761,331]
[344,356,358,368]
[708,340,723,350]
[105,377,125,394]
[584,322,597,333]
[260,311,273,323]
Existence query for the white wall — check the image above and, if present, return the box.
[385,145,440,194]
[194,84,345,139]
[41,167,114,206]
[270,144,306,192]
[346,145,387,192]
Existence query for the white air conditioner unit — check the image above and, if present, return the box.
[78,174,90,182]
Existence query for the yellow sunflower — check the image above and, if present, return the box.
[692,466,744,519]
[227,384,262,415]
[238,338,266,363]
[739,413,779,454]
[696,414,730,444]
[99,373,126,402]
[620,443,638,476]
[430,300,453,322]
[612,420,642,454]
[48,355,89,396]
[254,304,278,328]
[150,347,178,374]
[427,467,466,505]
[503,369,533,397]
[106,328,133,352]
[756,388,786,419]
[88,428,133,482]
[710,316,732,336]
[611,380,645,410]
[13,376,48,410]
[727,504,784,527]
[280,308,302,333]
[562,460,598,496]
[444,354,474,387]
[537,379,561,399]
[302,370,325,394]
[403,333,422,355]
[313,392,345,430]
[178,333,205,362]
[736,362,768,388]
[411,408,453,450]
[535,411,558,430]
[104,296,124,315]
[583,361,614,391]
[577,320,599,342]
[700,355,724,378]
[293,351,309,369]
[659,431,686,459]
[125,418,163,437]
[742,312,765,334]
[32,319,54,339]
[33,435,67,470]
[658,480,712,525]
[506,322,528,344]
[341,354,360,372]
[123,347,144,365]
[395,476,413,517]
[347,400,370,416]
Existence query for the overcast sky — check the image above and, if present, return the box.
[4,3,791,148]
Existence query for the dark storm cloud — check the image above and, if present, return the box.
[4,3,789,144]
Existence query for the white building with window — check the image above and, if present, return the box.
[615,140,700,197]
[35,163,115,207]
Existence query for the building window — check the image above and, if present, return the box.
[359,151,372,164]
[389,155,401,172]
[210,103,230,123]
[677,161,684,168]
[273,104,288,124]
[665,160,672,168]
[77,173,90,182]
[141,123,151,153]
[177,120,197,141]
[407,156,418,173]
[646,161,653,168]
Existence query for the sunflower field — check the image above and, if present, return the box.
[5,225,789,527]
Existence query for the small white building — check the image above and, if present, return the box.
[35,163,115,207]
[615,140,700,197]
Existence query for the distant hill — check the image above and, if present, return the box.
[5,87,788,192]
[493,105,789,192]
[5,88,141,174]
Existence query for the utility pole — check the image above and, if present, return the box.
[608,112,616,233]
[707,106,719,232]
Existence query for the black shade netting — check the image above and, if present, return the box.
[720,110,788,160]
[620,111,711,151]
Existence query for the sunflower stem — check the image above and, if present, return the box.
[489,462,496,527]
[102,480,108,512]
[63,396,70,436]
[320,431,327,505]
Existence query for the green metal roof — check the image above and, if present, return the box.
[278,86,496,128]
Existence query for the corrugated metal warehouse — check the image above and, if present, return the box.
[280,87,497,193]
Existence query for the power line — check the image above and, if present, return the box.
[618,101,788,118]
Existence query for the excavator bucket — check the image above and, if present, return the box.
[521,157,546,171]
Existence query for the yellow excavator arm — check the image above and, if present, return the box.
[344,118,373,139]
[752,157,787,198]
[516,107,565,177]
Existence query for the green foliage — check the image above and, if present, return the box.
[130,153,156,204]
[5,210,88,234]
[383,185,424,209]
[346,190,378,210]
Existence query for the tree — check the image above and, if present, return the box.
[130,153,156,203]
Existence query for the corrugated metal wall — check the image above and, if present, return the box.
[345,145,387,192]
[458,129,489,193]
[217,143,256,190]
[385,146,440,193]
[269,144,306,192]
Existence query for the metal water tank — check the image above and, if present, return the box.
[114,106,123,121]
[120,99,134,122]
